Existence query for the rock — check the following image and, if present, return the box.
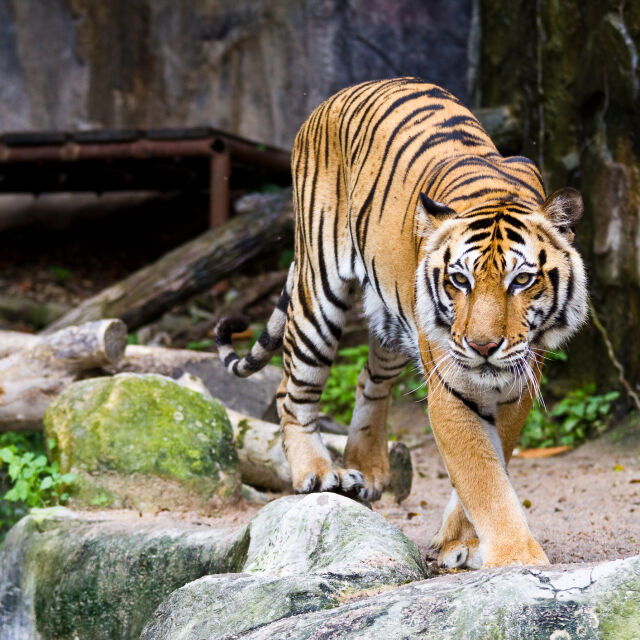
[142,493,428,639]
[0,507,249,640]
[0,0,472,148]
[224,555,640,639]
[242,493,425,583]
[42,373,241,511]
[0,494,427,640]
[5,494,638,640]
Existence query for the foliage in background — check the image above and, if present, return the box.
[520,384,619,449]
[0,432,75,544]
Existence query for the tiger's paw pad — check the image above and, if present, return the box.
[437,538,481,570]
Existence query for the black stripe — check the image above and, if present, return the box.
[258,328,283,351]
[223,353,239,367]
[505,228,525,244]
[317,213,349,311]
[434,370,496,425]
[291,317,333,367]
[276,291,290,312]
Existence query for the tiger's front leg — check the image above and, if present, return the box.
[431,370,545,568]
[344,336,408,502]
[277,272,366,495]
[426,363,549,568]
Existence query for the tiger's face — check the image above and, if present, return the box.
[416,188,588,392]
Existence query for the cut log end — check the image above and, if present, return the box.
[101,319,129,364]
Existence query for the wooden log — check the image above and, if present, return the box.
[0,192,162,232]
[226,409,413,501]
[104,344,282,422]
[0,319,127,431]
[43,189,294,334]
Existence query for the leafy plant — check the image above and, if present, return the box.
[47,266,72,282]
[320,345,370,424]
[0,432,76,544]
[520,383,620,449]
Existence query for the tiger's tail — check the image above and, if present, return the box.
[214,262,294,378]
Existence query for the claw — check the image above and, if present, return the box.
[340,469,365,492]
[297,473,317,494]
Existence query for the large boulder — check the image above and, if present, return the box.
[0,494,427,640]
[192,556,640,640]
[42,373,241,511]
[0,0,472,148]
[142,492,428,639]
[0,507,249,640]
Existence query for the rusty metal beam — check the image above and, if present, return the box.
[0,136,291,174]
[209,146,231,228]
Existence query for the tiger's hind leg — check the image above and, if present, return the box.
[278,267,365,495]
[344,335,408,502]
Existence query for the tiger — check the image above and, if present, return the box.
[216,77,588,568]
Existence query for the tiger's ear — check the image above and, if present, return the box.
[540,188,583,241]
[417,193,456,235]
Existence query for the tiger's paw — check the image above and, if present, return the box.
[354,469,389,502]
[437,538,482,570]
[482,536,549,568]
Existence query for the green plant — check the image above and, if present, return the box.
[320,345,370,424]
[47,266,72,282]
[520,383,620,449]
[186,338,214,351]
[0,432,76,544]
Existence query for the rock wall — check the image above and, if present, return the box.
[476,1,640,394]
[0,0,473,148]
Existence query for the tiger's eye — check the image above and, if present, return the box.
[514,273,533,286]
[452,273,469,286]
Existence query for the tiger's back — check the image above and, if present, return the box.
[291,78,546,356]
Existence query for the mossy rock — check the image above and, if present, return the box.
[0,507,250,640]
[43,373,241,511]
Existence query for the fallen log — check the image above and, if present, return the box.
[0,336,282,431]
[0,319,127,431]
[43,189,294,334]
[226,409,413,502]
[104,344,282,422]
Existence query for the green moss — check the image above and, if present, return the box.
[43,374,241,509]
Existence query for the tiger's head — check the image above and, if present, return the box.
[415,188,588,393]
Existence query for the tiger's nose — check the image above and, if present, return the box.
[467,339,501,357]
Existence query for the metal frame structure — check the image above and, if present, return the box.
[0,129,291,228]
